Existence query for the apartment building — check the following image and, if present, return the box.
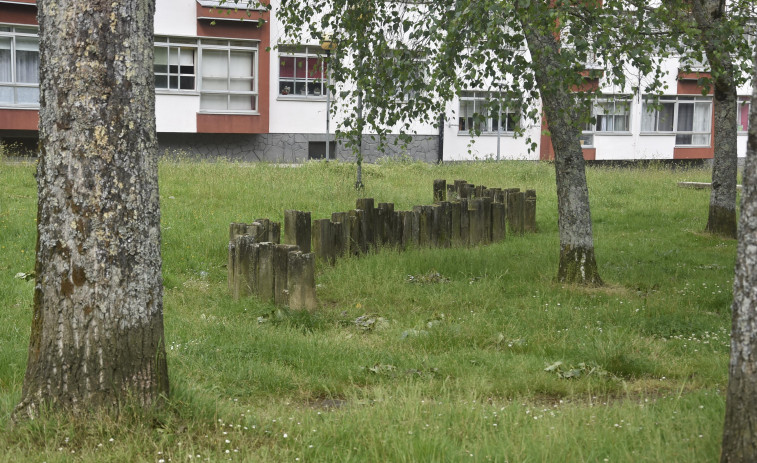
[0,0,751,161]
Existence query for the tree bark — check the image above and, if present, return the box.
[14,0,168,420]
[522,13,603,286]
[720,45,757,463]
[690,0,739,238]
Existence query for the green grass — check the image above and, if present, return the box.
[0,158,735,461]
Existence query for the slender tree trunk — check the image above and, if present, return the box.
[690,0,739,238]
[13,0,168,420]
[522,15,602,286]
[720,46,757,463]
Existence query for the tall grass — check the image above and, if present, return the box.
[0,158,732,461]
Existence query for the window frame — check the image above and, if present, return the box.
[198,38,259,115]
[0,24,40,108]
[738,97,750,133]
[277,45,327,100]
[154,36,198,93]
[457,90,519,136]
[641,95,712,147]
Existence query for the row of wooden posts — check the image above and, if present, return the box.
[227,179,537,310]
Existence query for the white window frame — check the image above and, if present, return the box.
[154,36,198,93]
[199,38,259,114]
[581,94,632,148]
[458,91,518,135]
[641,95,712,147]
[0,24,40,108]
[738,97,750,133]
[277,45,327,100]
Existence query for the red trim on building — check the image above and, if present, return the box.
[196,5,270,134]
[197,113,267,133]
[0,108,38,130]
[673,73,715,159]
[677,74,714,95]
[0,2,38,25]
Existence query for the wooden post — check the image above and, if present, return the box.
[450,201,462,245]
[491,202,506,242]
[284,210,311,253]
[506,188,520,231]
[435,201,452,248]
[233,235,258,299]
[377,202,395,246]
[332,212,351,257]
[274,244,299,306]
[268,221,281,244]
[312,218,334,263]
[513,191,526,235]
[356,198,375,249]
[469,199,484,246]
[257,242,275,302]
[525,190,537,233]
[288,251,317,311]
[460,198,470,245]
[401,210,418,249]
[433,179,447,203]
[349,209,364,255]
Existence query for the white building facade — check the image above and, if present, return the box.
[0,0,751,162]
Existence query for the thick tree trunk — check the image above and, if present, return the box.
[13,0,168,420]
[691,0,739,238]
[720,47,757,463]
[522,15,602,286]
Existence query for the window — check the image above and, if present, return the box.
[642,96,712,146]
[458,91,518,134]
[154,37,196,91]
[594,96,631,132]
[200,39,258,113]
[738,97,750,133]
[278,45,326,98]
[0,25,39,106]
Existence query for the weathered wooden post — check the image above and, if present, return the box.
[460,198,470,245]
[401,210,418,249]
[284,210,311,253]
[348,209,364,255]
[233,235,258,299]
[474,185,487,199]
[331,220,344,261]
[312,218,334,263]
[433,179,447,203]
[435,201,452,248]
[512,191,526,235]
[491,202,506,242]
[257,242,275,301]
[377,202,395,246]
[356,198,375,249]
[525,190,537,233]
[413,205,433,247]
[469,199,485,246]
[450,201,462,245]
[506,188,520,231]
[481,197,492,244]
[268,221,281,244]
[288,251,317,311]
[274,244,299,306]
[332,212,351,257]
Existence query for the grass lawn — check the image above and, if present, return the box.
[0,158,735,462]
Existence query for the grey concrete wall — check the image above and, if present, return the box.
[157,132,439,163]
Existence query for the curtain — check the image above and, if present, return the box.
[692,102,711,145]
[15,37,38,84]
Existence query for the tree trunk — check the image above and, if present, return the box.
[720,46,757,463]
[522,14,602,286]
[690,0,739,238]
[14,0,168,420]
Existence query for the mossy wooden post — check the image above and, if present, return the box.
[401,210,418,249]
[392,211,403,246]
[356,198,375,249]
[475,185,487,199]
[257,242,275,301]
[349,209,364,255]
[312,218,334,263]
[430,204,441,247]
[233,236,258,299]
[284,210,311,253]
[462,183,475,200]
[433,179,447,203]
[450,201,462,244]
[481,197,493,243]
[228,240,237,294]
[274,244,299,306]
[491,202,506,242]
[460,199,470,245]
[491,188,504,203]
[229,222,253,241]
[288,251,317,311]
[252,219,270,243]
[454,179,467,197]
[525,190,537,233]
[332,212,351,257]
[447,184,457,201]
[435,201,452,248]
